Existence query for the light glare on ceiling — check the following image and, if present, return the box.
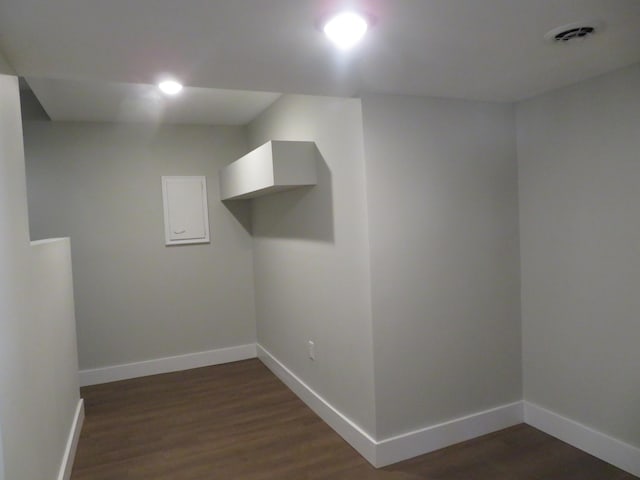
[158,80,183,95]
[323,12,369,50]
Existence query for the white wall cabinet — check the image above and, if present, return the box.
[219,140,317,200]
[161,176,210,245]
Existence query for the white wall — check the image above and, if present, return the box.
[362,94,522,438]
[28,238,81,479]
[23,122,256,370]
[247,95,377,435]
[0,51,13,75]
[0,74,80,480]
[517,63,640,448]
[0,430,4,480]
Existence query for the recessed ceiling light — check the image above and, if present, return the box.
[323,11,370,50]
[158,80,183,95]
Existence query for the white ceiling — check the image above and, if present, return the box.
[1,0,639,123]
[25,78,281,125]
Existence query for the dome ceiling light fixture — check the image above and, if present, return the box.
[322,11,372,50]
[158,79,183,95]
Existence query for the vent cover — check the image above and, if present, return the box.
[545,21,601,43]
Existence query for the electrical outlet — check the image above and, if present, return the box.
[308,340,315,360]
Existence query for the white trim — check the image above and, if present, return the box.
[257,344,524,468]
[77,345,639,474]
[79,344,257,386]
[524,401,640,477]
[57,399,84,480]
[376,401,523,467]
[256,344,378,465]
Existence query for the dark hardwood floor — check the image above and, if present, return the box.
[71,359,636,479]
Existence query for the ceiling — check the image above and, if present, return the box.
[25,78,281,125]
[1,0,639,124]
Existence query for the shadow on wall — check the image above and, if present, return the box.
[222,199,252,234]
[224,147,334,242]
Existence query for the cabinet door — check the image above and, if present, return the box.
[161,176,210,245]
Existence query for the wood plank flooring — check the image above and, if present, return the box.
[71,359,636,479]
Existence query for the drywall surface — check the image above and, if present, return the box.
[362,94,522,438]
[0,74,80,480]
[220,141,317,200]
[0,51,13,75]
[29,238,81,479]
[517,63,640,447]
[247,95,377,435]
[0,71,31,480]
[24,122,256,370]
[0,429,3,480]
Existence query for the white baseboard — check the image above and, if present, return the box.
[376,401,523,467]
[256,344,378,465]
[79,344,257,386]
[76,344,639,475]
[524,401,640,477]
[257,343,523,468]
[58,399,84,480]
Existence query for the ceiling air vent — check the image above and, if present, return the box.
[544,21,601,43]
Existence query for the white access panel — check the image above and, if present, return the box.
[161,176,210,245]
